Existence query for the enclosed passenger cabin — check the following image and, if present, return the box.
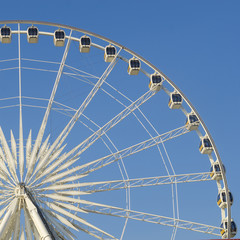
[185,114,200,131]
[54,29,65,47]
[220,218,237,238]
[217,189,233,209]
[128,58,140,75]
[79,36,91,53]
[168,92,182,109]
[149,74,162,91]
[210,161,225,180]
[27,26,39,43]
[199,136,213,154]
[0,26,11,43]
[104,45,116,62]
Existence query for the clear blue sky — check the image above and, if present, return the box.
[0,0,239,239]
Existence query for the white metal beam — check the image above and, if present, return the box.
[43,209,78,239]
[12,208,21,240]
[25,30,73,182]
[80,202,222,237]
[32,88,158,187]
[36,126,188,189]
[45,200,117,239]
[25,195,52,240]
[23,205,33,240]
[31,48,122,182]
[26,130,32,169]
[47,172,212,193]
[0,199,18,238]
[18,23,24,182]
[0,127,18,183]
[76,125,189,177]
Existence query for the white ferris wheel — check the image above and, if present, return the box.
[0,20,236,240]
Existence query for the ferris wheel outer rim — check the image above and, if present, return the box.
[0,20,232,238]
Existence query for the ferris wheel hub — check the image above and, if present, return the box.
[14,182,26,198]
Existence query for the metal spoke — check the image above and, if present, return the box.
[69,89,157,158]
[30,48,122,182]
[0,199,18,237]
[34,154,79,183]
[26,130,32,169]
[10,131,17,166]
[69,125,189,178]
[31,88,159,187]
[71,222,118,240]
[43,207,117,240]
[0,156,15,184]
[44,200,117,239]
[32,125,188,187]
[80,202,222,237]
[0,127,18,183]
[0,21,231,240]
[42,209,76,240]
[18,23,24,182]
[50,172,212,193]
[25,30,73,183]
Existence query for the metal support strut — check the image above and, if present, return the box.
[15,183,54,240]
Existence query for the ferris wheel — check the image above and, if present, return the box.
[0,20,236,240]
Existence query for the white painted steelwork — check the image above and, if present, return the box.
[0,20,233,239]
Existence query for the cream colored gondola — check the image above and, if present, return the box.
[128,57,140,75]
[217,189,233,209]
[199,136,213,154]
[149,73,162,91]
[27,26,39,43]
[220,218,237,238]
[0,26,11,43]
[104,44,116,62]
[210,161,225,180]
[185,113,200,131]
[54,29,65,47]
[168,92,182,109]
[79,35,91,53]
